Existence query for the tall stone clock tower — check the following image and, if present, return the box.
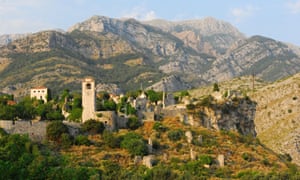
[82,77,96,122]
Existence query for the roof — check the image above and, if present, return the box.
[31,86,47,90]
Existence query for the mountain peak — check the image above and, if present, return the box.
[68,15,119,33]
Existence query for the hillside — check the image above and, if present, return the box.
[188,73,300,166]
[251,73,300,165]
[0,15,300,98]
[2,116,298,179]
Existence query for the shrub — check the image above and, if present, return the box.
[120,132,148,156]
[0,127,7,137]
[145,165,178,180]
[167,129,183,142]
[215,167,233,178]
[186,104,196,110]
[213,83,220,92]
[242,152,253,162]
[102,130,121,148]
[198,155,213,165]
[46,121,69,142]
[81,119,105,135]
[180,90,190,97]
[126,116,141,130]
[61,133,72,149]
[75,135,90,146]
[153,122,167,132]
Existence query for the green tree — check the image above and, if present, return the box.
[15,97,36,120]
[81,119,105,135]
[102,130,121,148]
[0,104,17,120]
[180,90,190,97]
[46,121,69,142]
[153,122,167,132]
[61,133,72,149]
[120,132,148,156]
[36,103,64,120]
[74,135,90,146]
[167,129,184,142]
[145,165,178,180]
[213,83,220,92]
[146,90,162,103]
[126,116,141,130]
[68,108,82,122]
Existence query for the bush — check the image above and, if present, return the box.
[215,167,233,178]
[120,132,148,156]
[213,83,220,92]
[126,116,141,130]
[167,129,184,142]
[198,155,213,165]
[145,165,178,180]
[242,152,253,162]
[186,104,196,110]
[46,121,69,142]
[61,133,72,149]
[102,130,121,148]
[81,119,105,135]
[0,127,7,137]
[75,135,90,146]
[153,122,167,132]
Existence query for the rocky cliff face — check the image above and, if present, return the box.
[190,93,256,136]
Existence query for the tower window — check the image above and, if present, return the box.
[86,83,92,89]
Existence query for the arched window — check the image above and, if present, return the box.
[86,83,92,89]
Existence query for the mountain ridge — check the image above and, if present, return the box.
[0,15,300,97]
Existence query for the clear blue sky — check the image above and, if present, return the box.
[1,0,300,45]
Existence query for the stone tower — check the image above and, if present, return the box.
[82,77,96,122]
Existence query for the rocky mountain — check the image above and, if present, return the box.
[144,17,245,56]
[0,15,300,98]
[202,36,300,83]
[0,33,30,47]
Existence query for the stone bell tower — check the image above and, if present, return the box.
[82,77,96,123]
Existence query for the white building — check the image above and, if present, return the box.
[30,86,48,102]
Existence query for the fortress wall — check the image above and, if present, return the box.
[0,120,82,141]
[0,120,47,141]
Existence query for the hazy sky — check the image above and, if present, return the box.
[1,0,300,45]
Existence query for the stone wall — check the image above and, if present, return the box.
[95,111,117,131]
[0,120,47,142]
[0,120,82,141]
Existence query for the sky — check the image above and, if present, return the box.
[0,0,300,46]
